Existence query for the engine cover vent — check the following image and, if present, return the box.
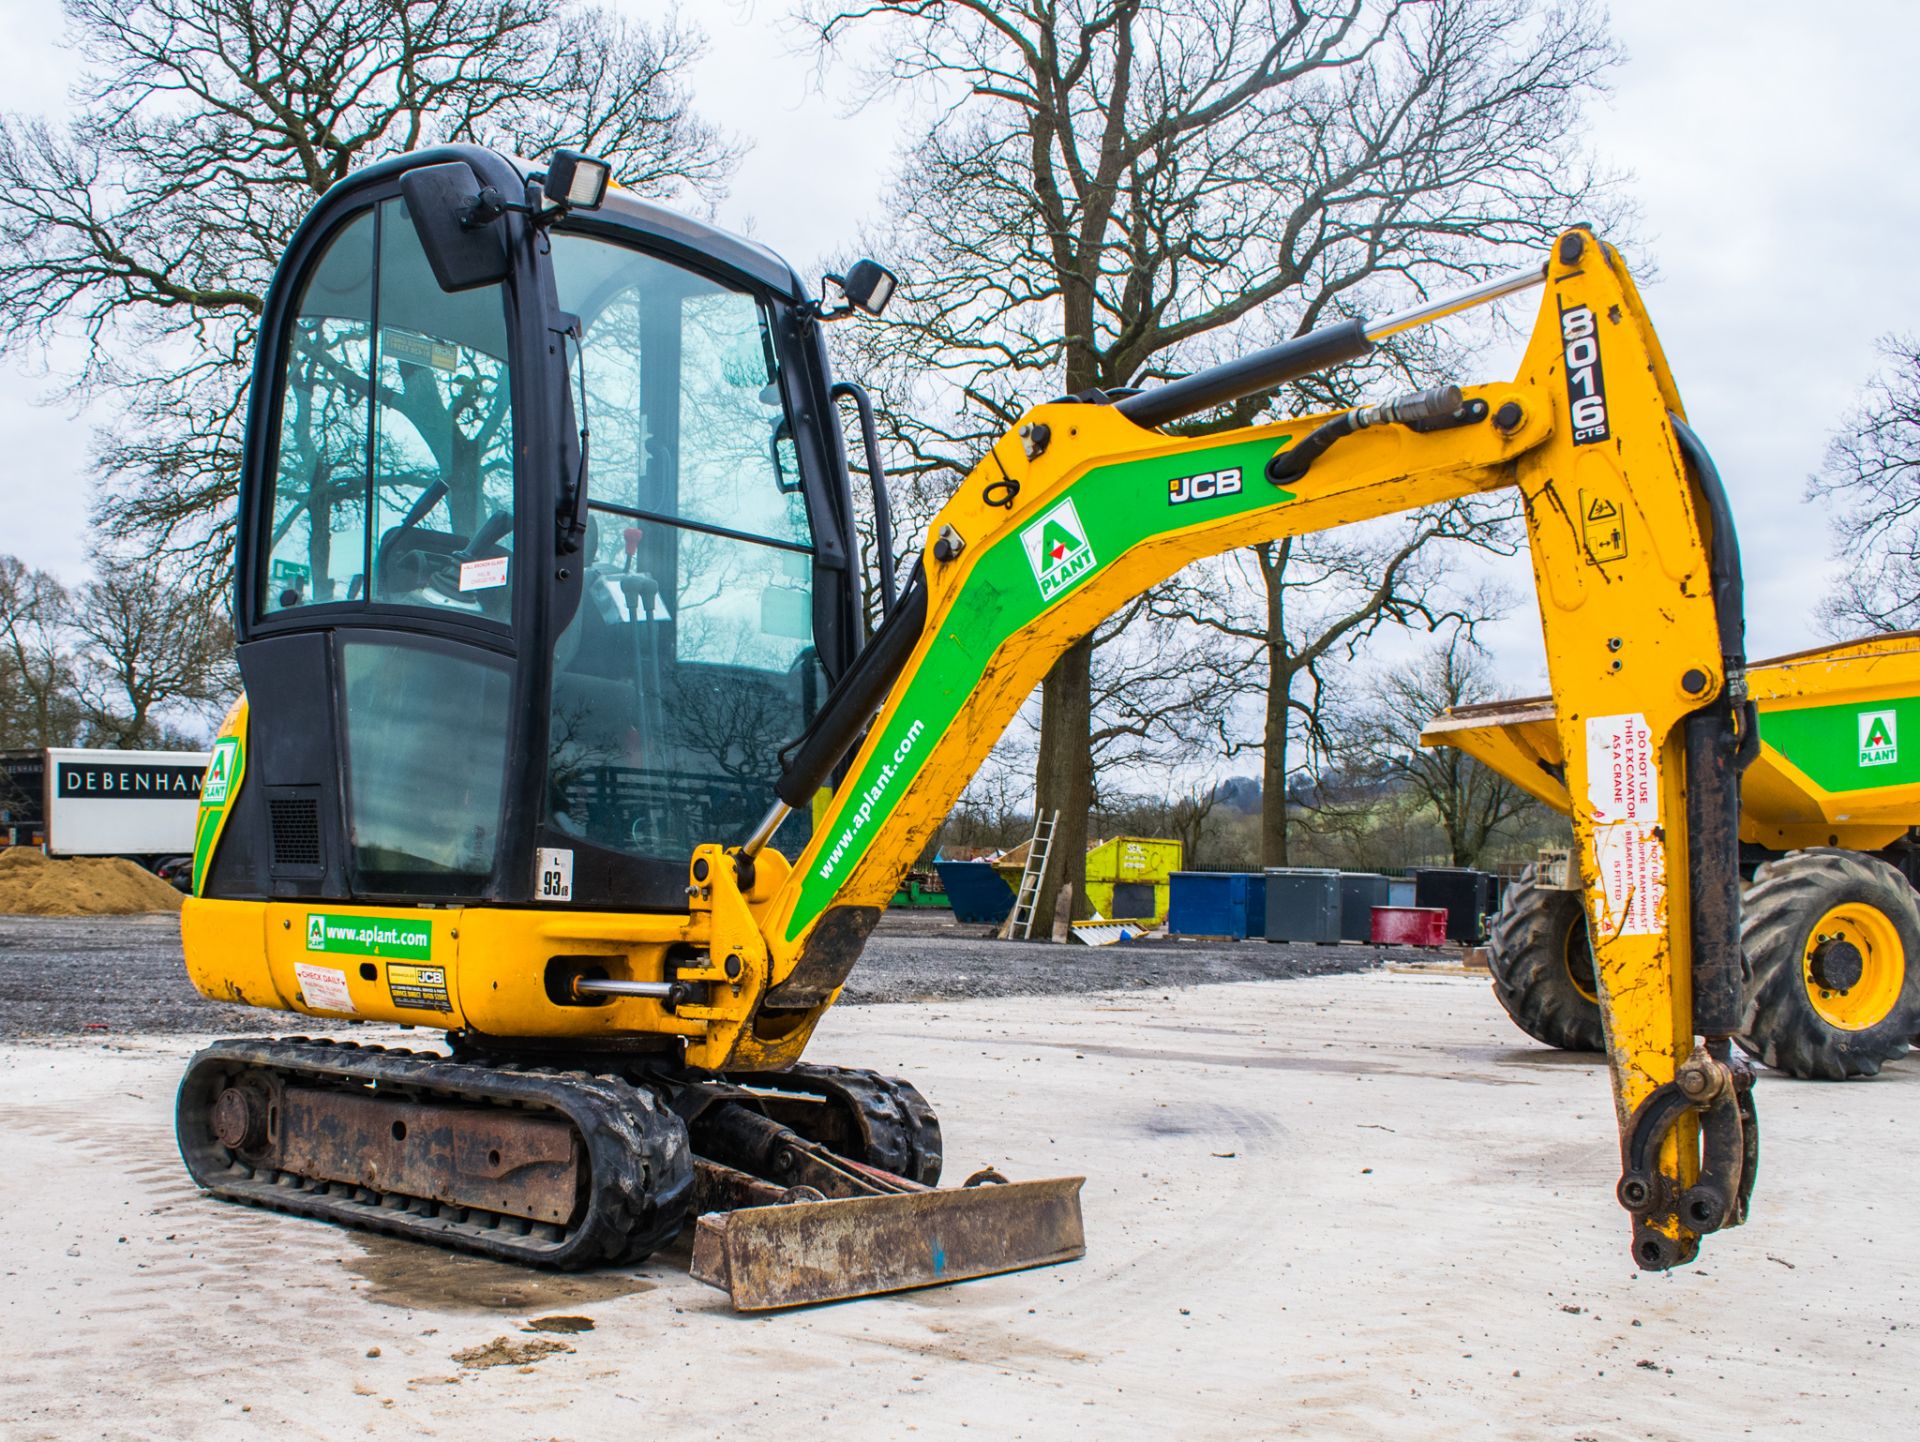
[269,794,323,870]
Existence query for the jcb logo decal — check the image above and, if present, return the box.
[1860,710,1898,767]
[1168,467,1243,506]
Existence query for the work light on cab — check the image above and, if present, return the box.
[542,149,611,211]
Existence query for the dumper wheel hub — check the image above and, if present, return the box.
[1803,903,1903,1030]
[1807,937,1864,993]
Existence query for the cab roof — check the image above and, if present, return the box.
[499,152,806,301]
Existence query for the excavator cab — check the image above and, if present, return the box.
[183,147,1091,1307]
[214,146,865,914]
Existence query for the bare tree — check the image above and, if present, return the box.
[71,561,239,748]
[932,759,1036,858]
[1083,597,1256,781]
[1340,633,1533,866]
[1103,781,1223,865]
[1808,334,1920,636]
[0,557,84,747]
[0,0,734,586]
[1154,505,1510,863]
[810,0,1620,933]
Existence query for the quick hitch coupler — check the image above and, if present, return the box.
[1617,1040,1759,1270]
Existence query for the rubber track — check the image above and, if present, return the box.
[177,1037,693,1269]
[1486,866,1605,1052]
[730,1062,944,1186]
[1737,848,1920,1080]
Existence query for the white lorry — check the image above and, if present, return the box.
[0,748,211,882]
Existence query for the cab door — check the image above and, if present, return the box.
[533,231,833,910]
[216,168,536,905]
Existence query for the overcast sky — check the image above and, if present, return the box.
[0,0,1915,691]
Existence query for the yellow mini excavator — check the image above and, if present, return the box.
[178,144,1760,1307]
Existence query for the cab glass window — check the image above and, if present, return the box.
[545,235,819,866]
[265,212,375,609]
[342,638,513,894]
[263,199,516,622]
[550,234,809,547]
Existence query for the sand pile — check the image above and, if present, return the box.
[0,847,186,915]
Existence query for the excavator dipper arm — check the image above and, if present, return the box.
[704,227,1755,1271]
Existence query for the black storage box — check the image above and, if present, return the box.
[1263,869,1342,944]
[1413,867,1496,944]
[1337,872,1392,943]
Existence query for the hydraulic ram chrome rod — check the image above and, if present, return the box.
[1115,260,1547,430]
[1364,262,1549,342]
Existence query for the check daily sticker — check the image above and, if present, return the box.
[293,961,354,1015]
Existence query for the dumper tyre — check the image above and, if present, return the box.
[1486,865,1604,1052]
[1737,848,1920,1080]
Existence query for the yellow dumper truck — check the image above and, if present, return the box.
[1426,632,1920,1079]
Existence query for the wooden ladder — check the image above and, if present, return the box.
[1007,809,1059,940]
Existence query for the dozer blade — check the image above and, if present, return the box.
[689,1176,1086,1310]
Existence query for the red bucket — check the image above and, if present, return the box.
[1369,905,1448,947]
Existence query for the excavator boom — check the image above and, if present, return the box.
[720,227,1755,1272]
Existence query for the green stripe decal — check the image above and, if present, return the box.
[1762,698,1920,793]
[785,435,1293,941]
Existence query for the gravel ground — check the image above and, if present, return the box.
[0,907,1430,1040]
[0,914,281,1041]
[6,974,1912,1440]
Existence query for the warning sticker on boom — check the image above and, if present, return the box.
[387,963,453,1013]
[1585,713,1664,937]
[1586,712,1658,824]
[1580,491,1627,565]
[1590,820,1665,937]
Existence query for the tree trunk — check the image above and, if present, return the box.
[1259,542,1291,868]
[1030,635,1094,935]
[1027,272,1102,939]
[1262,656,1291,867]
[1447,789,1471,866]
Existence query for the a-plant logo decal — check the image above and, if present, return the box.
[201,737,238,806]
[1860,709,1898,767]
[1020,497,1096,600]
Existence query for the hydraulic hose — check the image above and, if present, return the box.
[1671,415,1752,1039]
[1266,386,1466,485]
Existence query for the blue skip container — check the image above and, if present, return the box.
[1167,871,1266,939]
[935,861,1016,926]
